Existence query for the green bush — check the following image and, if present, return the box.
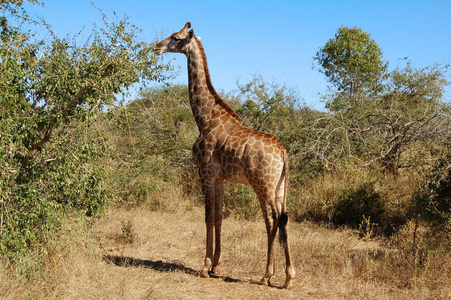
[0,0,170,270]
[0,121,108,265]
[223,183,260,220]
[332,182,384,228]
[414,156,451,231]
[102,85,199,207]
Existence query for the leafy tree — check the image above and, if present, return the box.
[125,85,195,165]
[235,75,301,133]
[314,26,388,111]
[104,85,198,205]
[414,152,451,231]
[370,62,450,172]
[0,0,171,265]
[312,25,450,174]
[308,63,450,173]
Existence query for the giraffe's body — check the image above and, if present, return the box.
[155,23,295,288]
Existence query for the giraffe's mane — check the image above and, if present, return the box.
[195,37,240,121]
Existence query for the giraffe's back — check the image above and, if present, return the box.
[214,125,287,187]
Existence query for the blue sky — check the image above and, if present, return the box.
[27,0,450,109]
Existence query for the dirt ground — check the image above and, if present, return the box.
[88,205,442,299]
[2,203,447,299]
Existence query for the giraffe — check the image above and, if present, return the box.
[155,22,295,289]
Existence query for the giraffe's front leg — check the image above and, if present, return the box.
[201,222,214,278]
[200,175,216,278]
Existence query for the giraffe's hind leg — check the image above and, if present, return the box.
[280,213,295,289]
[283,237,295,289]
[251,182,277,286]
[211,180,224,275]
[261,211,278,286]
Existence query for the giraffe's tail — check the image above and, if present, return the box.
[279,211,289,249]
[278,153,289,249]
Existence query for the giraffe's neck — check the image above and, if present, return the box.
[186,38,239,132]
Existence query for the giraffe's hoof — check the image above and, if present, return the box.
[284,266,295,289]
[283,280,293,289]
[211,266,221,275]
[200,268,210,278]
[260,277,270,286]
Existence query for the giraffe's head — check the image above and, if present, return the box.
[155,22,195,55]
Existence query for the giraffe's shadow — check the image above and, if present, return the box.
[103,255,243,284]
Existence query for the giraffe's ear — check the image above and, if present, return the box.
[189,29,195,39]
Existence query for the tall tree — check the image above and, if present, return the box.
[314,26,388,111]
[235,75,300,133]
[0,0,171,263]
[312,26,450,174]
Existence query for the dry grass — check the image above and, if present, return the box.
[1,196,450,299]
[289,166,428,237]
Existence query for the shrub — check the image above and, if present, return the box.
[0,0,170,270]
[414,155,451,231]
[223,183,260,220]
[332,181,384,228]
[289,166,414,235]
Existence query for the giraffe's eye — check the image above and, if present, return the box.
[172,36,181,41]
